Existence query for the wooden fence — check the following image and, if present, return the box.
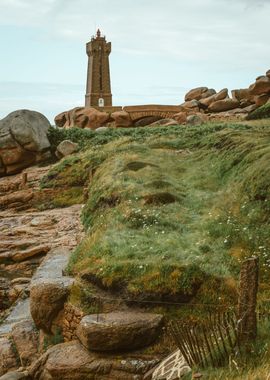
[168,311,241,368]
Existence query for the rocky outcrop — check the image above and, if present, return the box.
[249,75,270,96]
[76,312,164,352]
[0,110,51,176]
[173,112,187,125]
[55,140,78,159]
[185,87,208,101]
[11,321,39,366]
[179,69,270,121]
[0,278,11,310]
[208,98,240,112]
[0,337,18,376]
[29,341,158,380]
[54,107,111,130]
[0,190,34,211]
[186,114,207,126]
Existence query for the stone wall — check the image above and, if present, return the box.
[62,303,84,342]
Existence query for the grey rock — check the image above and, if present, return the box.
[76,311,164,352]
[29,341,157,380]
[186,115,205,127]
[56,140,78,159]
[0,110,51,176]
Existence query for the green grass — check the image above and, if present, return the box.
[40,121,270,377]
[194,319,270,379]
[247,102,270,120]
[39,121,270,306]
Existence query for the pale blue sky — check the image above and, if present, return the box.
[0,0,269,122]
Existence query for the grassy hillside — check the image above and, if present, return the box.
[247,102,270,120]
[43,122,270,309]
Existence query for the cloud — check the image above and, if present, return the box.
[0,82,83,123]
[0,0,269,116]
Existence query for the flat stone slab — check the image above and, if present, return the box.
[76,311,164,352]
[31,247,71,284]
[30,248,74,333]
[0,299,31,336]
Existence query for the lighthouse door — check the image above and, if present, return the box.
[98,98,105,107]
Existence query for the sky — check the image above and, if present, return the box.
[0,0,269,122]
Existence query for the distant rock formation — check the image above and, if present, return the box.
[54,107,111,130]
[179,69,270,122]
[54,69,270,130]
[0,110,51,176]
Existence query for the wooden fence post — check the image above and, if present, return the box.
[237,257,259,343]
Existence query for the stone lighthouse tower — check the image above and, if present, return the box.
[85,29,112,107]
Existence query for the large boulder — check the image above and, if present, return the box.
[30,279,72,333]
[29,341,158,380]
[249,76,270,96]
[179,100,200,112]
[186,114,207,126]
[184,87,208,101]
[173,112,187,124]
[111,111,133,128]
[55,140,78,159]
[266,69,270,79]
[208,98,240,112]
[231,88,255,104]
[200,88,216,99]
[76,311,163,352]
[54,107,111,130]
[199,88,228,107]
[254,93,270,107]
[30,249,74,333]
[0,110,51,176]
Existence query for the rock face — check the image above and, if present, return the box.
[54,107,111,130]
[29,341,157,380]
[0,278,11,310]
[76,312,163,352]
[249,76,270,96]
[255,93,269,107]
[111,111,132,128]
[185,87,208,101]
[173,112,187,124]
[55,140,78,159]
[0,337,18,376]
[208,98,240,112]
[186,114,206,126]
[0,110,51,176]
[11,320,39,366]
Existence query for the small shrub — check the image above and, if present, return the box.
[247,103,270,120]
